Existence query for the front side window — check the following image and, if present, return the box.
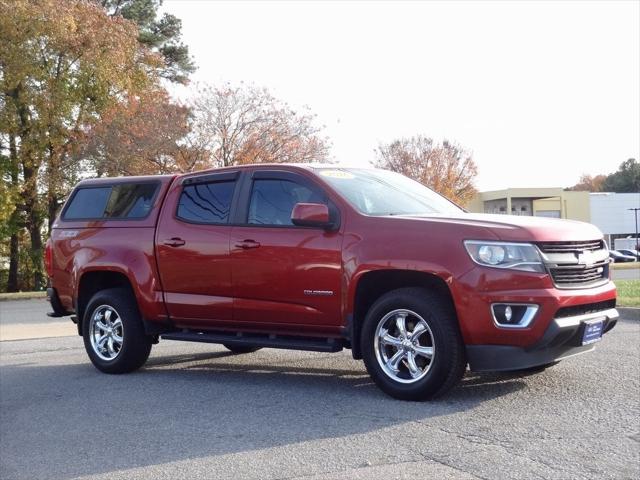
[248,179,324,226]
[177,181,235,224]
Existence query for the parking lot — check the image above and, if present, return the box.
[1,298,639,480]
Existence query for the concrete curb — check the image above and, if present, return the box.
[618,307,640,321]
[0,292,47,302]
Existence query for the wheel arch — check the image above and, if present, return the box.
[75,270,135,336]
[349,269,456,359]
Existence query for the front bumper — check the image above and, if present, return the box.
[452,266,618,347]
[466,307,619,372]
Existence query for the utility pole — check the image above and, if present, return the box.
[629,208,640,259]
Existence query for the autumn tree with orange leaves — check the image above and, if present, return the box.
[0,0,180,290]
[566,174,608,192]
[81,90,208,177]
[375,136,478,206]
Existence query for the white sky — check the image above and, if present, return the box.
[163,0,640,191]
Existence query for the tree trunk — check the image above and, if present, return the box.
[27,220,45,291]
[22,164,45,291]
[7,233,19,292]
[7,135,21,292]
[48,195,59,234]
[11,84,45,291]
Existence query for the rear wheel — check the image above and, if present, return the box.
[223,344,262,354]
[361,287,466,401]
[82,288,152,374]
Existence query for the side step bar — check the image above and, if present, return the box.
[161,330,344,353]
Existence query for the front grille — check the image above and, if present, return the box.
[548,261,609,287]
[537,240,604,253]
[536,239,609,288]
[555,299,616,318]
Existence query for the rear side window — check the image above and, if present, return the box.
[104,183,158,219]
[64,187,112,219]
[177,181,235,224]
[63,183,159,220]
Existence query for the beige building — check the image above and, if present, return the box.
[467,188,591,222]
[468,188,640,247]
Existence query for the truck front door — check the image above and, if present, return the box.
[230,170,343,336]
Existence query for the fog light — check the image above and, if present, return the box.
[491,304,538,328]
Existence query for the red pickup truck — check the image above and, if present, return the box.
[45,164,619,400]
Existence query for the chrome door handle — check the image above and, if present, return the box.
[235,240,261,249]
[163,237,186,247]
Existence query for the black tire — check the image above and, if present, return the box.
[222,344,262,354]
[82,287,152,374]
[361,287,466,401]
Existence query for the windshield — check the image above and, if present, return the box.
[317,168,463,216]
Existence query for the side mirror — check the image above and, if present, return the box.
[291,203,332,228]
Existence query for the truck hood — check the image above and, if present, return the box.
[396,212,604,243]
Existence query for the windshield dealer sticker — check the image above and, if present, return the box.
[319,170,354,179]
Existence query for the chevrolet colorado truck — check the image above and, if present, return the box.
[45,164,619,400]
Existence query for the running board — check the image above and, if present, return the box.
[161,330,344,353]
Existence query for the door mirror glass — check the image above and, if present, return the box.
[291,203,331,228]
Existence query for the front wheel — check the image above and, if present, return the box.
[361,288,466,401]
[82,287,152,374]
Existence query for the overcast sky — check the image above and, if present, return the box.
[163,0,639,191]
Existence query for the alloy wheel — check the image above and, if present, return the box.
[89,305,124,361]
[374,308,435,384]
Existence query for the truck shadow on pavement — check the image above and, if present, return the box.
[0,348,529,480]
[144,349,530,402]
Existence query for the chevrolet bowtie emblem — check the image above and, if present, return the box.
[577,250,595,265]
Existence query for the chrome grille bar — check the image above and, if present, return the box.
[537,240,604,253]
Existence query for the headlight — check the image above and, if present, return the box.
[464,240,546,273]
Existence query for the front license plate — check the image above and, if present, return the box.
[582,320,604,345]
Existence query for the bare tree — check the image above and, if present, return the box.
[188,84,330,167]
[375,136,478,206]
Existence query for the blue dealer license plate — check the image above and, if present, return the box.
[582,320,604,345]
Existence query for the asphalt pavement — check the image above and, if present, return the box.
[0,298,76,341]
[0,299,639,480]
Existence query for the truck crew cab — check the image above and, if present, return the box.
[45,164,619,400]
